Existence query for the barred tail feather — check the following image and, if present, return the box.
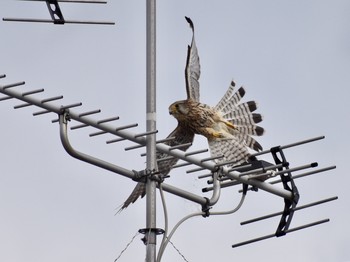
[222,101,258,119]
[235,125,264,136]
[226,113,263,126]
[236,134,263,152]
[208,138,251,166]
[218,89,248,114]
[212,81,265,166]
[215,81,235,111]
[215,82,247,112]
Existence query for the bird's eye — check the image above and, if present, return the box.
[175,104,179,108]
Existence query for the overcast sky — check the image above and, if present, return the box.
[0,1,349,262]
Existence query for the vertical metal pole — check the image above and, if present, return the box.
[146,0,157,261]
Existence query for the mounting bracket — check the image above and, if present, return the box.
[46,0,65,24]
[270,146,300,237]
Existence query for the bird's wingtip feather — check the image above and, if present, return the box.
[185,16,194,30]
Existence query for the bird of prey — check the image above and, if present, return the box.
[119,17,263,211]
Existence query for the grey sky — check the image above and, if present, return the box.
[0,1,349,261]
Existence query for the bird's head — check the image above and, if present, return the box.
[169,100,190,120]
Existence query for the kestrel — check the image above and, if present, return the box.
[119,17,263,211]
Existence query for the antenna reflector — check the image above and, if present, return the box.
[241,196,338,226]
[0,96,12,101]
[173,161,192,169]
[185,148,208,157]
[71,123,89,130]
[106,137,126,144]
[33,109,50,116]
[60,102,82,110]
[232,219,330,248]
[3,18,115,25]
[2,81,25,89]
[201,155,224,163]
[115,123,138,131]
[14,103,32,109]
[169,142,192,151]
[186,166,205,174]
[41,95,63,104]
[124,136,176,151]
[22,89,44,96]
[97,116,119,124]
[89,130,107,137]
[134,130,158,138]
[79,109,101,117]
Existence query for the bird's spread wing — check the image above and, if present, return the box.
[156,125,195,175]
[119,17,199,212]
[210,81,264,166]
[117,182,146,212]
[118,126,194,211]
[185,16,200,102]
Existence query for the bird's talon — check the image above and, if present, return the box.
[213,132,224,138]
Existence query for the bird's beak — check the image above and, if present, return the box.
[169,104,175,115]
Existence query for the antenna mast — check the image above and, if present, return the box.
[145,0,158,261]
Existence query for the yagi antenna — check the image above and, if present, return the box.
[3,0,115,25]
[0,76,294,200]
[0,76,220,207]
[0,2,338,260]
[0,75,338,252]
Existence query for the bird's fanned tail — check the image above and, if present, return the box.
[210,81,264,166]
[215,81,239,112]
[208,138,251,166]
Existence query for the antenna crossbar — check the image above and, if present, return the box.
[252,136,325,157]
[232,219,330,248]
[3,18,115,25]
[0,78,293,200]
[240,196,338,225]
[238,165,336,193]
[19,0,108,3]
[0,96,12,101]
[124,137,176,151]
[22,89,44,96]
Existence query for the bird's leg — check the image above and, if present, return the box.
[201,127,225,139]
[222,120,238,130]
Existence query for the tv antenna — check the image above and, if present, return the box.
[3,0,115,25]
[1,1,337,261]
